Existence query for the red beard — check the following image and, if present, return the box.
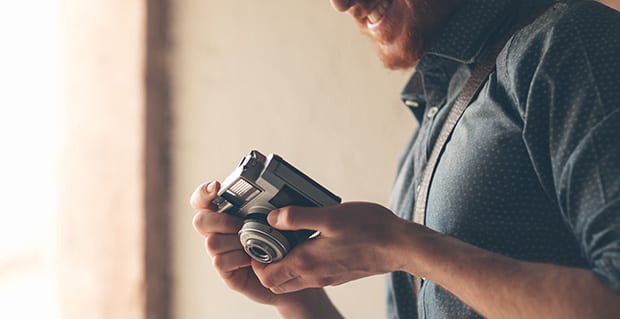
[352,0,435,70]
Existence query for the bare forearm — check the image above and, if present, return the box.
[275,288,343,319]
[396,222,620,319]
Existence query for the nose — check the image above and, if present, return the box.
[330,0,353,12]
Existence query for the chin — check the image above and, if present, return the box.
[377,42,421,70]
[364,1,428,70]
[375,28,425,70]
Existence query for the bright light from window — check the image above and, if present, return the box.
[0,1,59,318]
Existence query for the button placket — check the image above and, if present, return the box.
[426,106,439,119]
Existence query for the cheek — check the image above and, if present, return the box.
[380,0,414,43]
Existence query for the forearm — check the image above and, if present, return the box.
[275,288,343,319]
[396,222,620,319]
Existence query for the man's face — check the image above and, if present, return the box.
[330,0,441,70]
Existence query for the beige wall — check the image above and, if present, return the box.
[170,1,414,318]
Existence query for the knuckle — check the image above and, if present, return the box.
[284,267,297,282]
[204,235,218,254]
[190,183,207,207]
[316,211,339,234]
[292,255,315,273]
[225,277,244,291]
[261,274,276,288]
[194,211,241,234]
[254,272,272,288]
[251,268,266,285]
[314,276,332,287]
[192,212,207,234]
[189,196,197,209]
[213,251,250,273]
[278,207,296,227]
[270,286,284,294]
[189,190,199,209]
[322,214,338,231]
[212,254,225,270]
[224,215,243,231]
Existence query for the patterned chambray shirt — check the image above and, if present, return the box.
[387,1,620,318]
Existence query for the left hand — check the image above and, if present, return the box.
[252,202,409,294]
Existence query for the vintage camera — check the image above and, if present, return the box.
[212,150,341,263]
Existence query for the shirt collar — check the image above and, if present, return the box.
[401,0,517,118]
[423,0,517,65]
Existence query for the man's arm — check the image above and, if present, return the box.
[398,222,620,319]
[256,204,620,319]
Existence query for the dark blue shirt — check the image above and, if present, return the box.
[387,1,620,318]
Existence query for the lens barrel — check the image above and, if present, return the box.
[239,218,291,263]
[245,239,276,263]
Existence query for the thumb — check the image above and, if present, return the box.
[267,206,333,232]
[189,181,220,210]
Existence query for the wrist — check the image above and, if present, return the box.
[274,288,343,319]
[390,220,443,278]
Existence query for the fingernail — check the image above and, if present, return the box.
[268,209,279,225]
[206,181,216,193]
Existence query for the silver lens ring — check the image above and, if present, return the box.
[245,239,276,263]
[239,220,291,263]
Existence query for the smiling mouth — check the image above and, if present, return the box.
[367,0,393,25]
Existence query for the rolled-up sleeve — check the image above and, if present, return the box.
[516,3,620,293]
[557,113,620,293]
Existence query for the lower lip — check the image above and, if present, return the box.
[367,0,395,30]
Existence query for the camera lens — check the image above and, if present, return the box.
[238,218,291,263]
[249,246,269,260]
[245,239,275,263]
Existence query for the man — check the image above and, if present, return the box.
[191,0,620,318]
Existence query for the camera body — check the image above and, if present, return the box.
[212,150,341,263]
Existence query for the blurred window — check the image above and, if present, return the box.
[0,1,59,318]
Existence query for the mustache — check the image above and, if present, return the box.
[349,0,386,20]
[349,0,419,23]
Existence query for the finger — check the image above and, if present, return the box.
[252,259,299,289]
[213,249,252,273]
[270,275,341,294]
[267,205,337,233]
[267,270,344,294]
[205,234,243,255]
[193,210,243,236]
[189,181,220,210]
[269,276,325,295]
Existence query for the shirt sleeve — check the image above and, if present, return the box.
[510,2,620,293]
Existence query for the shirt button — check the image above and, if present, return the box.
[426,106,438,119]
[405,100,420,108]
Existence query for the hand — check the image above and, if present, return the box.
[190,180,283,305]
[190,181,334,314]
[252,202,409,294]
